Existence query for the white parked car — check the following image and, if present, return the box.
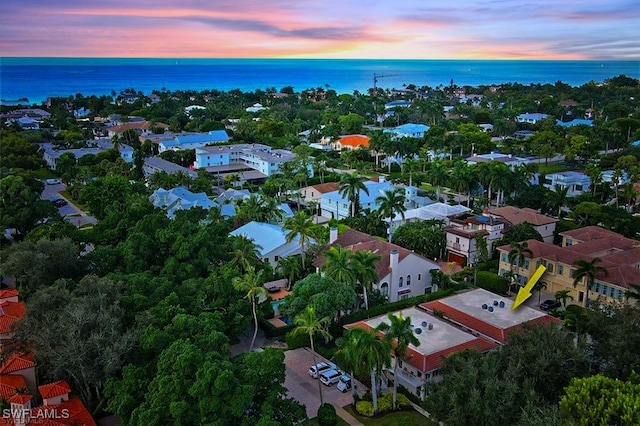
[320,369,343,387]
[308,362,336,379]
[45,178,62,185]
[336,374,352,393]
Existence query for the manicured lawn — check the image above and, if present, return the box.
[538,163,573,174]
[343,405,437,426]
[59,190,90,212]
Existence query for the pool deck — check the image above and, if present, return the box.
[268,317,289,328]
[268,288,291,301]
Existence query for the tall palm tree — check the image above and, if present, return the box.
[229,235,262,274]
[350,250,381,311]
[293,306,331,406]
[508,241,533,287]
[339,173,369,217]
[376,313,420,409]
[449,160,474,207]
[320,246,356,287]
[354,327,391,415]
[402,158,420,187]
[547,184,570,218]
[283,211,315,270]
[275,256,302,290]
[232,266,267,352]
[335,328,363,405]
[554,289,574,308]
[572,257,608,308]
[534,280,548,306]
[376,189,407,242]
[425,159,448,202]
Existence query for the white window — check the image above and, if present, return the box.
[399,277,403,287]
[407,275,411,286]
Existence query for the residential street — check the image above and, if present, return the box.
[41,181,97,227]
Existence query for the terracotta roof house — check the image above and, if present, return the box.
[445,211,507,266]
[0,290,19,304]
[39,381,72,406]
[488,206,559,243]
[0,374,28,400]
[314,229,440,302]
[331,134,370,151]
[0,300,26,340]
[0,351,36,391]
[2,393,96,426]
[106,121,168,138]
[421,288,561,344]
[496,226,640,306]
[345,306,496,398]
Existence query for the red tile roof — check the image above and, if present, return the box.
[39,380,71,399]
[0,351,35,374]
[488,206,558,226]
[0,289,19,301]
[311,182,340,194]
[8,393,33,404]
[337,134,370,148]
[30,397,96,426]
[314,229,415,280]
[0,301,26,334]
[0,374,27,399]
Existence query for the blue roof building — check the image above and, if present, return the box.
[159,130,230,152]
[384,123,430,139]
[149,186,217,219]
[556,119,593,127]
[230,221,307,267]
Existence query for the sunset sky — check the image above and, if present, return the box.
[1,0,638,59]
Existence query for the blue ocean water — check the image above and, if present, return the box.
[1,57,639,104]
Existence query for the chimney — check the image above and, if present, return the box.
[329,227,338,244]
[390,249,399,291]
[9,394,32,426]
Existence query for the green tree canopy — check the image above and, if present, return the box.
[279,273,356,322]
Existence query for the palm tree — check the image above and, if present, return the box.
[275,256,302,290]
[508,241,533,287]
[555,289,574,308]
[232,266,267,352]
[547,184,570,218]
[320,246,356,287]
[350,250,381,311]
[376,313,420,409]
[339,173,369,217]
[425,159,448,202]
[293,306,331,406]
[376,189,407,242]
[335,328,363,405]
[229,235,262,274]
[534,280,548,306]
[449,161,475,207]
[352,327,391,414]
[624,283,640,306]
[402,158,420,187]
[572,258,608,308]
[283,211,315,270]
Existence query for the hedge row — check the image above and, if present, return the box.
[475,271,510,295]
[341,289,455,325]
[355,394,413,417]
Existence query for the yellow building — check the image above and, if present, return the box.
[497,226,640,306]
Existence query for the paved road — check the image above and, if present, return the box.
[41,182,97,227]
[284,348,364,424]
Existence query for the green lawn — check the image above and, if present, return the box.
[343,405,437,426]
[538,163,573,174]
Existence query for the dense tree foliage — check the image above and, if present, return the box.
[391,220,446,260]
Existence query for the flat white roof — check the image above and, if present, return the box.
[362,307,477,356]
[437,288,546,329]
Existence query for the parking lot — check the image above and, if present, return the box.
[284,348,365,423]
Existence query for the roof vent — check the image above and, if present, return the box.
[428,323,434,330]
[488,306,494,312]
[421,321,428,327]
[499,301,505,308]
[414,328,422,335]
[482,303,488,310]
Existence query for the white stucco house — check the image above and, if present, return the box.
[543,171,591,197]
[445,211,507,265]
[516,113,550,124]
[384,123,430,139]
[229,221,306,267]
[149,186,217,219]
[315,228,441,302]
[158,130,230,152]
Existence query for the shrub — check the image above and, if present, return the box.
[396,393,413,409]
[355,401,374,417]
[377,394,392,413]
[476,271,510,295]
[285,331,310,349]
[317,403,337,426]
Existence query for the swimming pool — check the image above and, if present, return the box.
[271,299,286,314]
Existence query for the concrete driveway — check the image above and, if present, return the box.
[284,348,364,424]
[41,182,97,227]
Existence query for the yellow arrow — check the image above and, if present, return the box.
[512,265,547,310]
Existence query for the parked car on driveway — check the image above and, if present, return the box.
[540,299,561,311]
[308,362,336,379]
[45,178,62,185]
[51,198,68,207]
[336,374,352,393]
[320,369,342,387]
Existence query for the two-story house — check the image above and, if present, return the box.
[445,211,507,265]
[496,226,640,306]
[488,206,558,243]
[314,229,441,302]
